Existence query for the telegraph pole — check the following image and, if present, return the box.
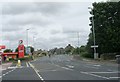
[88,7,98,59]
[77,32,80,55]
[26,29,29,54]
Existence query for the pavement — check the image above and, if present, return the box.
[0,54,120,81]
[1,63,13,71]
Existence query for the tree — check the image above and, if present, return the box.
[80,46,86,53]
[3,49,13,53]
[87,2,120,57]
[108,0,120,2]
[73,47,79,55]
[28,46,34,53]
[65,44,74,54]
[15,47,18,52]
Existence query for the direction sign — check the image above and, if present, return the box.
[91,45,98,48]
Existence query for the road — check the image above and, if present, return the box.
[1,55,120,81]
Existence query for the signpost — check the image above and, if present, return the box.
[91,45,98,48]
[91,45,98,59]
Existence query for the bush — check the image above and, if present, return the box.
[100,53,116,60]
[81,52,93,58]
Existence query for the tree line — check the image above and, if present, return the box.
[86,1,120,58]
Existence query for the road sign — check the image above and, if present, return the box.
[19,40,23,45]
[91,45,98,48]
[26,47,31,55]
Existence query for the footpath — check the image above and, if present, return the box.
[0,62,13,71]
[73,55,118,65]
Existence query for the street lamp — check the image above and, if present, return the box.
[33,36,35,49]
[33,33,37,51]
[88,7,98,59]
[77,32,80,55]
[26,29,30,54]
[26,29,30,47]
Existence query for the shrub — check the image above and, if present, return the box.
[100,53,116,60]
[81,52,93,58]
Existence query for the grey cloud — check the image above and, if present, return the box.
[3,31,26,41]
[2,2,91,50]
[2,25,21,32]
[62,26,89,34]
[50,29,61,35]
[3,13,52,27]
[2,2,67,15]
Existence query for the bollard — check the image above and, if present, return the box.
[17,60,21,67]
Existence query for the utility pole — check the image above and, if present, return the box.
[77,32,80,55]
[26,29,29,47]
[88,7,98,59]
[33,36,35,50]
[26,29,29,54]
[33,33,37,51]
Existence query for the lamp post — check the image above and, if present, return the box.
[88,7,97,59]
[26,29,30,47]
[77,32,80,55]
[33,33,37,51]
[26,29,30,54]
[33,36,35,49]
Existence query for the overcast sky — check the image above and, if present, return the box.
[0,0,107,51]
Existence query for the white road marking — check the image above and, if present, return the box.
[84,71,119,74]
[81,72,110,79]
[28,62,45,81]
[26,62,29,67]
[51,70,57,72]
[0,68,16,78]
[61,67,73,71]
[84,66,99,69]
[109,77,120,79]
[82,59,90,62]
[8,66,25,69]
[8,66,17,69]
[54,64,73,71]
[66,65,74,68]
[93,65,101,67]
